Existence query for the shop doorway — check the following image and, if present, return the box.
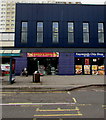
[27,57,59,75]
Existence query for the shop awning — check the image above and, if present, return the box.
[0,50,21,57]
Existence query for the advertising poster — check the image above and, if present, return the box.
[92,65,98,75]
[98,65,105,75]
[75,65,82,74]
[84,65,90,74]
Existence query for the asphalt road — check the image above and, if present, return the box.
[1,86,106,119]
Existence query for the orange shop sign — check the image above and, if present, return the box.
[27,52,59,57]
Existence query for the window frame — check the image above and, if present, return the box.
[98,23,104,43]
[20,21,28,44]
[36,21,43,43]
[52,22,59,43]
[68,22,74,43]
[83,22,89,43]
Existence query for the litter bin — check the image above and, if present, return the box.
[33,71,40,82]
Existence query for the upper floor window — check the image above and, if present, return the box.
[37,22,43,43]
[68,22,74,43]
[83,23,89,43]
[21,22,28,43]
[52,22,59,43]
[98,23,104,43]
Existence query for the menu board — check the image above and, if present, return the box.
[75,65,82,74]
[84,65,90,74]
[92,65,98,75]
[98,65,105,75]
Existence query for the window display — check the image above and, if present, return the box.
[75,65,82,74]
[75,55,105,75]
[84,65,90,74]
[98,65,105,75]
[92,65,98,75]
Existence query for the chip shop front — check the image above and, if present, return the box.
[75,53,105,75]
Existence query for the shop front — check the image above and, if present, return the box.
[75,53,105,75]
[0,50,21,84]
[27,52,59,75]
[0,50,21,76]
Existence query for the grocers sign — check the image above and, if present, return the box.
[27,52,59,57]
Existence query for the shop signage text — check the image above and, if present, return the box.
[75,53,105,57]
[27,52,59,57]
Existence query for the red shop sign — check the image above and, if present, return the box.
[27,52,59,57]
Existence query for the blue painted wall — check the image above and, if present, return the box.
[15,53,27,75]
[59,53,74,75]
[15,4,106,48]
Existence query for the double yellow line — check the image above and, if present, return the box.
[34,98,83,117]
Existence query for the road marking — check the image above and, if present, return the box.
[76,106,83,115]
[102,105,106,109]
[67,91,71,94]
[78,104,92,106]
[102,105,106,107]
[33,118,37,120]
[0,102,76,106]
[72,97,77,103]
[0,91,66,94]
[36,108,79,112]
[21,105,42,107]
[34,113,82,117]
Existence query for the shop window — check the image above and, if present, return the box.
[68,22,74,43]
[52,22,59,43]
[21,22,28,43]
[98,23,104,43]
[75,58,83,75]
[75,58,83,65]
[83,23,89,43]
[37,22,43,43]
[91,58,105,75]
[91,58,98,65]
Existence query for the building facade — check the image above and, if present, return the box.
[8,4,106,75]
[0,0,81,47]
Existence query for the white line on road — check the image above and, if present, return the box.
[0,102,76,106]
[73,98,77,103]
[67,91,71,94]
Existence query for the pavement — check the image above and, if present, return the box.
[1,75,106,91]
